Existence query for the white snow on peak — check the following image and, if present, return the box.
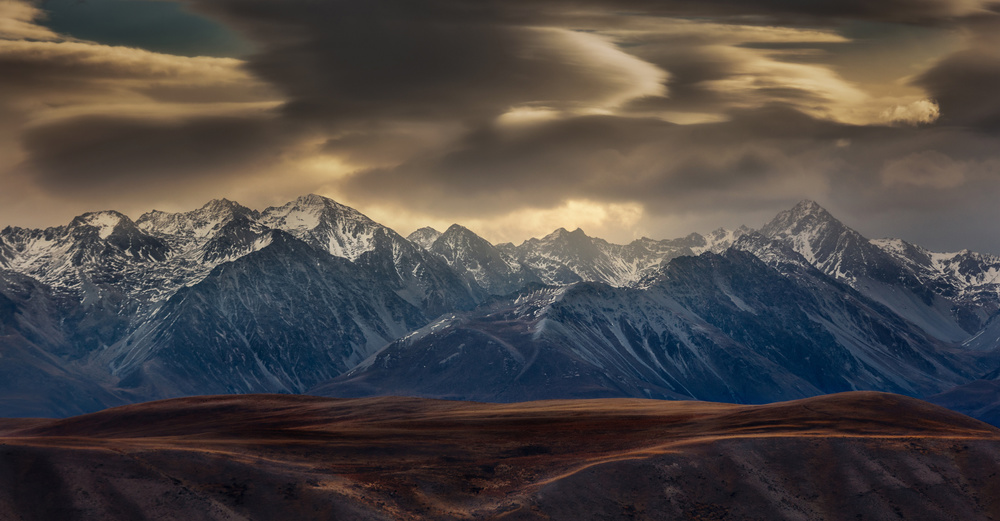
[270,202,321,230]
[691,226,750,255]
[137,198,250,241]
[260,194,386,261]
[871,237,1000,295]
[407,227,442,249]
[79,212,123,239]
[870,238,908,256]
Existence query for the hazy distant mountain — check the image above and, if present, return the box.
[0,270,125,416]
[2,196,1000,419]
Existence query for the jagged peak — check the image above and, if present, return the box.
[264,193,337,213]
[138,198,251,223]
[794,199,821,211]
[262,193,376,229]
[434,224,495,251]
[787,200,835,220]
[199,198,244,213]
[69,211,132,239]
[72,209,129,222]
[410,226,441,236]
[406,227,442,249]
[762,199,842,238]
[294,193,337,207]
[545,227,589,240]
[443,223,473,235]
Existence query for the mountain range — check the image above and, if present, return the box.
[2,195,1000,420]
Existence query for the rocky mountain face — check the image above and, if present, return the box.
[428,224,541,296]
[2,196,1000,418]
[406,226,442,250]
[507,227,748,287]
[0,271,126,416]
[754,200,1000,342]
[317,248,973,403]
[100,231,426,398]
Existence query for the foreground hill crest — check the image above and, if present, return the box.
[2,392,998,520]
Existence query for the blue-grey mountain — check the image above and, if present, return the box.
[1,196,999,420]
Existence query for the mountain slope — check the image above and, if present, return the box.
[262,195,477,316]
[429,224,540,296]
[0,270,125,416]
[315,248,972,403]
[757,200,986,343]
[100,231,426,399]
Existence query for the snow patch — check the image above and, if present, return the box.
[82,212,121,239]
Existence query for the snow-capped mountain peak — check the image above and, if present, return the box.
[692,225,752,255]
[426,224,540,296]
[70,211,129,240]
[761,200,840,240]
[260,194,382,261]
[137,198,257,241]
[407,227,442,249]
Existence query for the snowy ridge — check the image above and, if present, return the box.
[754,200,1000,343]
[1,211,169,300]
[509,225,749,288]
[77,211,124,240]
[260,194,382,261]
[871,238,1000,297]
[138,199,257,241]
[691,226,752,255]
[427,224,539,296]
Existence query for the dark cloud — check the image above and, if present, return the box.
[21,114,298,196]
[0,28,281,201]
[339,107,852,215]
[5,0,1000,252]
[187,0,988,125]
[0,39,270,102]
[190,1,667,126]
[915,18,1000,132]
[568,0,997,22]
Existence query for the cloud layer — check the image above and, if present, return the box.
[3,0,1000,252]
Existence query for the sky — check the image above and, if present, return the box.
[2,0,1000,251]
